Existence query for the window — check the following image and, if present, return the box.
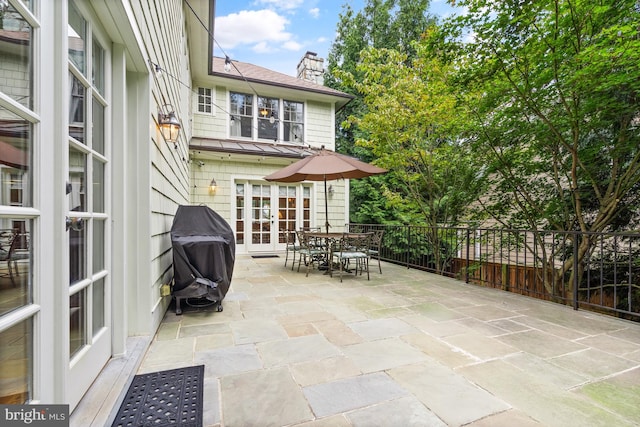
[230,92,253,138]
[0,1,36,404]
[67,6,110,362]
[283,100,304,143]
[68,2,86,74]
[258,96,278,140]
[229,92,305,143]
[197,87,213,114]
[69,73,86,143]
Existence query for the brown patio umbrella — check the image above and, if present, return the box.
[264,147,387,233]
[0,140,28,169]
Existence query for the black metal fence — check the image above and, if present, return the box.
[349,223,640,322]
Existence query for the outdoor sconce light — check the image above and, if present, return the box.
[158,104,181,147]
[209,177,217,194]
[328,184,335,197]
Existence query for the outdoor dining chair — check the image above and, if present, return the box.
[280,228,300,270]
[295,230,328,277]
[368,229,384,273]
[329,232,372,282]
[0,231,29,286]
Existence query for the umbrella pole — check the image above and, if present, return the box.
[324,176,330,234]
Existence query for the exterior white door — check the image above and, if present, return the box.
[0,0,37,406]
[248,183,275,252]
[66,1,111,409]
[235,181,313,253]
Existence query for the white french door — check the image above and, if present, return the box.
[235,181,313,252]
[66,1,111,410]
[248,183,276,252]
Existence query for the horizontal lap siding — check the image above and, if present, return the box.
[131,0,191,332]
[306,100,334,150]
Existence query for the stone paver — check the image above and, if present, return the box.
[302,372,409,418]
[347,317,420,340]
[346,396,446,427]
[459,359,634,427]
[131,255,640,427]
[576,367,640,425]
[341,338,429,373]
[221,367,314,427]
[194,344,263,378]
[389,362,511,427]
[258,334,341,367]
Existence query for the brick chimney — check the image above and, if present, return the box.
[296,51,324,85]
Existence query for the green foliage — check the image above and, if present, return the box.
[443,0,640,233]
[325,0,437,223]
[342,39,485,228]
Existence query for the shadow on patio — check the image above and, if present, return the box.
[80,255,640,426]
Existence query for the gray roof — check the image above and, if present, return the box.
[210,57,353,101]
[190,137,315,159]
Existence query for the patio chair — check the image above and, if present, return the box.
[280,228,300,270]
[0,231,29,286]
[329,232,372,282]
[368,229,384,274]
[295,230,328,277]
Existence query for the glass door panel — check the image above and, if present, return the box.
[0,319,33,404]
[235,184,245,245]
[236,181,315,252]
[66,5,111,410]
[250,184,272,247]
[278,186,297,241]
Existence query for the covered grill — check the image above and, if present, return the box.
[170,205,235,314]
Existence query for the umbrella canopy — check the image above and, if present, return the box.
[0,140,28,169]
[264,147,387,232]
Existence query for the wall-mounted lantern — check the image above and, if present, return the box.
[158,104,181,147]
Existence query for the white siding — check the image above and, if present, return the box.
[306,100,335,150]
[189,156,347,254]
[190,86,338,151]
[127,0,191,333]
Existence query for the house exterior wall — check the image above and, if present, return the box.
[306,100,335,150]
[0,0,347,414]
[188,79,347,253]
[0,0,193,412]
[191,84,337,151]
[189,156,348,253]
[126,0,192,333]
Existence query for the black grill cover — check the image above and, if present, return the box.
[171,205,235,302]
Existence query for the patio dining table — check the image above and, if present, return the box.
[304,231,372,273]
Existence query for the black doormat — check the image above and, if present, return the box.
[251,254,279,258]
[111,365,204,427]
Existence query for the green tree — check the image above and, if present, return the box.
[340,40,483,271]
[441,0,640,291]
[325,0,436,224]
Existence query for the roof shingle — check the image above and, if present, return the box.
[210,57,353,101]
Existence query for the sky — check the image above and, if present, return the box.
[210,0,462,77]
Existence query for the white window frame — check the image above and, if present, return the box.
[196,86,214,115]
[228,92,306,144]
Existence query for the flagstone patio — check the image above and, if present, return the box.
[74,254,640,426]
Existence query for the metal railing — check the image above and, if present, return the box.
[349,223,640,322]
